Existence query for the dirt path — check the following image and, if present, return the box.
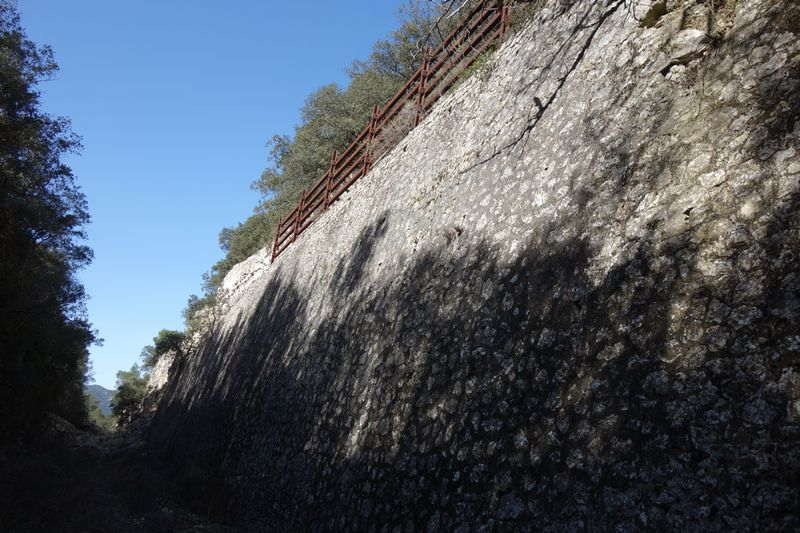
[0,419,239,533]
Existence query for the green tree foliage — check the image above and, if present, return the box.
[183,292,216,332]
[110,364,148,427]
[0,1,96,439]
[191,2,457,310]
[140,329,185,368]
[84,393,115,432]
[111,328,183,427]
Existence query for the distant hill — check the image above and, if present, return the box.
[85,384,114,416]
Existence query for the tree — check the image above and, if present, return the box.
[110,364,148,427]
[183,292,216,332]
[140,329,185,368]
[194,1,453,301]
[182,1,490,328]
[0,0,96,439]
[85,393,114,432]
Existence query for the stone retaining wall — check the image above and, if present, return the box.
[150,0,800,529]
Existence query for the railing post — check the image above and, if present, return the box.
[363,105,378,176]
[292,190,306,243]
[369,105,379,168]
[500,1,510,36]
[324,150,337,210]
[275,0,513,259]
[415,50,430,126]
[270,221,280,263]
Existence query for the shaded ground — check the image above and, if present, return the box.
[0,416,240,533]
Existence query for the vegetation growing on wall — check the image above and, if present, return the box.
[182,1,491,323]
[140,329,185,368]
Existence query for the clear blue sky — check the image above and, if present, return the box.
[19,0,405,388]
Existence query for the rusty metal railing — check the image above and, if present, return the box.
[272,0,511,262]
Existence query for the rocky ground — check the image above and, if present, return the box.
[0,415,240,533]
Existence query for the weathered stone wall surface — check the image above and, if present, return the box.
[150,0,800,529]
[146,350,176,393]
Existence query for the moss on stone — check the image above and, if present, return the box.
[508,0,546,33]
[453,47,496,90]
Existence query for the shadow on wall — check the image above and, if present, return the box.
[148,1,800,530]
[151,186,799,531]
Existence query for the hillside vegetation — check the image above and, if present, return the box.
[184,0,494,320]
[0,0,96,439]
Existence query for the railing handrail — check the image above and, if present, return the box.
[272,0,511,262]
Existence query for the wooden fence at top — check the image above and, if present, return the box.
[272,0,512,262]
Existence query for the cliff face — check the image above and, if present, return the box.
[150,0,800,529]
